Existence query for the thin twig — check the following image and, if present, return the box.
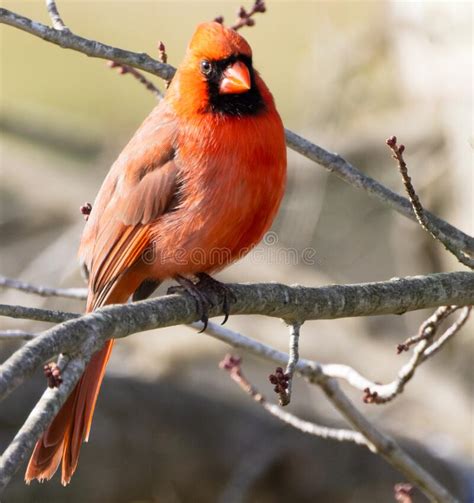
[386,136,474,269]
[107,61,162,99]
[268,322,301,406]
[396,305,459,353]
[45,0,68,31]
[220,354,368,445]
[0,7,472,258]
[0,275,87,300]
[324,306,472,405]
[284,322,301,404]
[284,128,473,258]
[422,306,471,360]
[230,0,266,31]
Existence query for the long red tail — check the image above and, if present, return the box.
[25,294,118,485]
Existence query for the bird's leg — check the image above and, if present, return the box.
[168,275,212,331]
[195,273,236,325]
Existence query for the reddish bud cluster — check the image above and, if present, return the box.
[396,343,409,354]
[363,387,382,404]
[386,136,406,156]
[44,363,63,388]
[158,41,167,64]
[268,367,290,394]
[217,0,267,32]
[219,354,241,372]
[80,202,92,220]
[386,135,397,148]
[394,483,414,503]
[108,60,128,75]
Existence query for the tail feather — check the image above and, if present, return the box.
[25,340,115,485]
[25,276,144,484]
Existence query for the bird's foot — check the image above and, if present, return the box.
[195,273,236,326]
[167,273,235,331]
[168,276,213,331]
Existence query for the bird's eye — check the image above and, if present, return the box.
[200,60,212,75]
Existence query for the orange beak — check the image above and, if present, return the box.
[219,61,251,95]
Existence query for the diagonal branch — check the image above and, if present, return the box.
[0,6,472,258]
[0,8,175,81]
[285,129,473,259]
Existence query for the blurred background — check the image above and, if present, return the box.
[0,1,472,501]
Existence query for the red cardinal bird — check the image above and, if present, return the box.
[25,21,286,485]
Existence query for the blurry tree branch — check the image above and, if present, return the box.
[0,6,473,260]
[0,276,87,300]
[0,304,77,324]
[0,330,38,341]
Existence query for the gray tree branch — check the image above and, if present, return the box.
[1,271,472,402]
[0,276,87,300]
[0,304,78,324]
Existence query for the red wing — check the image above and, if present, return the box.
[78,102,180,307]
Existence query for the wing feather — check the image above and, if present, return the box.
[79,102,180,304]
